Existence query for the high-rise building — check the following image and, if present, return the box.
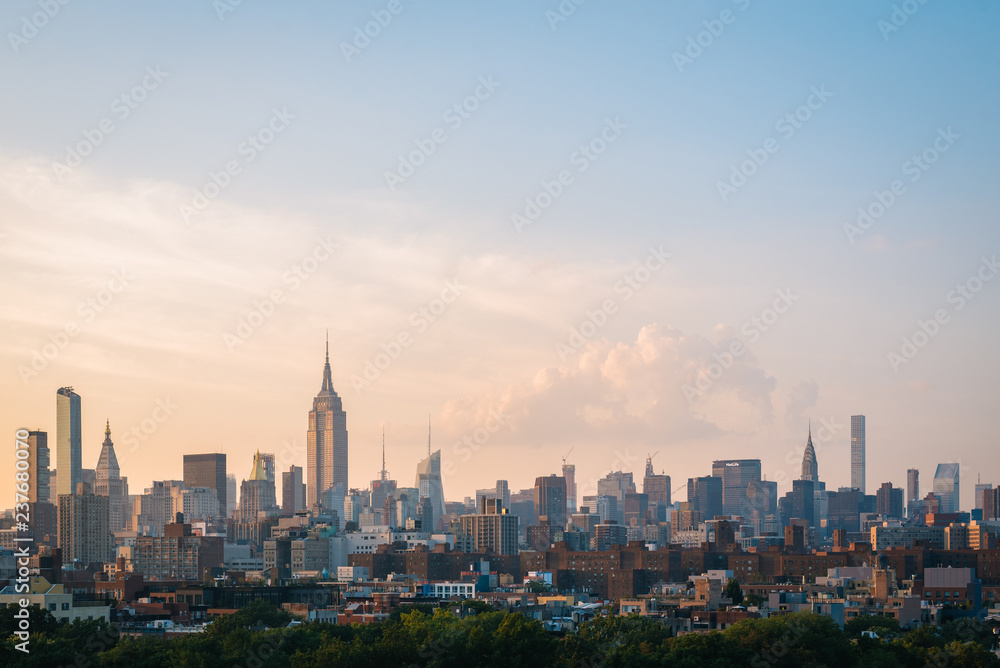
[827,487,864,534]
[239,450,278,521]
[370,430,397,511]
[875,482,904,519]
[226,473,237,517]
[94,421,129,532]
[534,475,567,527]
[746,479,777,535]
[183,453,227,520]
[974,480,992,511]
[686,475,723,521]
[712,459,761,518]
[933,463,960,514]
[496,480,510,510]
[306,337,349,508]
[778,479,816,528]
[26,431,50,504]
[282,465,306,515]
[643,456,671,506]
[851,415,866,494]
[907,469,919,503]
[460,498,519,555]
[56,387,82,498]
[132,480,185,536]
[801,426,818,482]
[58,482,110,566]
[415,449,446,532]
[983,487,1000,521]
[562,462,576,515]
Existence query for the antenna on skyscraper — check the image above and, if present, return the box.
[381,425,388,481]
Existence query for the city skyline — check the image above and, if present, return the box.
[2,2,998,515]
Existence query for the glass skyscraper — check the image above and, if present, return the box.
[56,387,82,497]
[851,415,866,494]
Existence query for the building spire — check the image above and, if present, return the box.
[380,425,388,481]
[321,332,334,392]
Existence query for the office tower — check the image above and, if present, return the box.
[974,479,992,510]
[460,497,519,555]
[778,479,816,528]
[983,488,1000,521]
[496,480,510,510]
[907,469,919,502]
[747,479,777,535]
[58,482,111,566]
[415,449,446,532]
[183,453,227,519]
[643,455,671,507]
[94,421,129,532]
[282,465,306,514]
[226,474,237,517]
[875,482,904,519]
[133,480,185,536]
[239,451,278,521]
[562,461,577,515]
[56,387,82,497]
[826,487,863,533]
[672,502,703,532]
[712,459,761,517]
[933,463,961,514]
[623,492,649,525]
[177,487,219,520]
[370,430,397,511]
[307,336,349,507]
[26,431,50,504]
[801,426,818,482]
[597,471,636,501]
[534,475,567,527]
[686,475,723,521]
[851,415,866,493]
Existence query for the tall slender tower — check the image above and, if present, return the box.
[94,420,129,532]
[56,387,82,497]
[851,415,866,493]
[801,423,818,482]
[307,335,349,507]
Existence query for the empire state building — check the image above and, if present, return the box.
[307,337,349,507]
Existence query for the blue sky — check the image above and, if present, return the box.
[1,1,998,510]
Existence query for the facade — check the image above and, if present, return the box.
[307,339,349,507]
[712,459,761,518]
[643,455,671,520]
[875,482,904,520]
[183,453,227,519]
[415,450,446,531]
[687,476,723,522]
[58,483,111,566]
[0,576,110,623]
[239,451,278,522]
[133,520,224,581]
[801,428,818,482]
[179,487,220,521]
[534,475,567,527]
[282,465,306,515]
[132,480,185,535]
[933,463,961,514]
[870,524,945,550]
[907,469,919,503]
[94,421,129,532]
[850,415,865,494]
[562,462,577,515]
[56,387,82,497]
[460,499,519,555]
[27,430,50,504]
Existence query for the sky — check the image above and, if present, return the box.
[1,1,998,512]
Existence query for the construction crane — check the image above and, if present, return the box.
[646,451,660,476]
[562,446,574,466]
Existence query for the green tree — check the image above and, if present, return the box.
[843,614,900,640]
[725,578,744,606]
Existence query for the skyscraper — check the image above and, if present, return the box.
[643,455,671,521]
[26,430,50,504]
[56,387,82,497]
[260,453,275,485]
[533,475,567,527]
[851,415,866,494]
[562,461,577,515]
[239,450,277,521]
[801,426,818,482]
[415,449,445,531]
[307,336,349,507]
[58,482,111,566]
[933,463,960,514]
[712,459,761,517]
[282,465,306,515]
[94,420,129,532]
[875,482,904,519]
[687,475,723,521]
[183,453,227,519]
[370,430,397,511]
[907,469,919,503]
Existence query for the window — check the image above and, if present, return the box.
[62,603,69,610]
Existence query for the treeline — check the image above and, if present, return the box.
[1,601,998,667]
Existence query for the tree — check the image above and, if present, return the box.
[843,614,900,640]
[725,578,744,606]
